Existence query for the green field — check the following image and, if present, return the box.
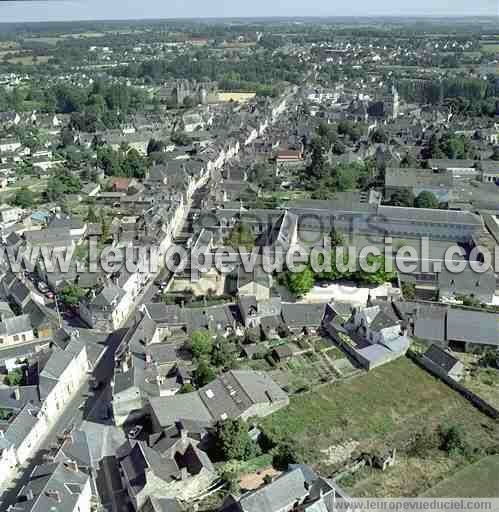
[7,55,50,65]
[260,358,499,496]
[423,456,499,497]
[481,43,499,53]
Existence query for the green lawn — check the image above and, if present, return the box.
[481,43,499,53]
[260,358,499,496]
[423,455,499,497]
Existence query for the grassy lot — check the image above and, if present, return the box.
[423,455,499,497]
[24,37,61,45]
[7,55,51,65]
[260,358,499,496]
[481,43,499,53]
[464,367,499,410]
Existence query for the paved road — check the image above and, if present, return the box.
[0,87,294,509]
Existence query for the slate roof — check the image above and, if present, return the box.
[184,305,235,335]
[429,159,476,169]
[446,309,498,346]
[281,303,326,327]
[437,266,496,300]
[4,405,40,449]
[385,167,453,189]
[15,460,89,512]
[237,467,309,512]
[40,348,74,380]
[119,441,180,495]
[146,497,183,512]
[91,286,126,307]
[24,228,73,247]
[9,279,32,305]
[48,215,85,231]
[142,304,186,325]
[56,430,93,468]
[127,316,158,355]
[377,205,482,227]
[150,370,287,428]
[423,345,461,373]
[149,393,213,428]
[0,314,32,336]
[79,421,126,464]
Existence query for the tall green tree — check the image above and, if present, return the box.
[280,267,315,297]
[12,187,34,208]
[414,191,439,209]
[193,359,216,388]
[191,330,214,359]
[215,419,259,461]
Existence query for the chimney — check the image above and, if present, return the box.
[45,490,61,502]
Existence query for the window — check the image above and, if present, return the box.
[13,335,19,342]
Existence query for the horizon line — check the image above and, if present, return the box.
[0,14,498,26]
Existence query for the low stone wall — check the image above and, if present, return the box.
[407,350,499,420]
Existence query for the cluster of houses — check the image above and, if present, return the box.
[0,334,96,486]
[0,29,498,512]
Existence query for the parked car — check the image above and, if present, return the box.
[37,281,49,293]
[128,426,143,439]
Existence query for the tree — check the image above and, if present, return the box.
[387,189,415,207]
[59,283,85,307]
[220,464,241,495]
[215,418,259,461]
[225,223,256,249]
[317,122,337,148]
[280,267,315,297]
[46,170,81,202]
[191,330,214,359]
[330,228,344,248]
[12,187,34,208]
[179,383,195,394]
[193,359,216,388]
[317,248,354,282]
[122,148,148,179]
[4,368,24,386]
[306,138,328,181]
[414,191,439,209]
[439,425,468,455]
[371,128,388,144]
[85,206,99,223]
[183,96,196,108]
[211,339,237,369]
[400,152,419,168]
[355,255,395,286]
[401,282,416,300]
[270,439,318,469]
[479,350,498,369]
[100,209,110,242]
